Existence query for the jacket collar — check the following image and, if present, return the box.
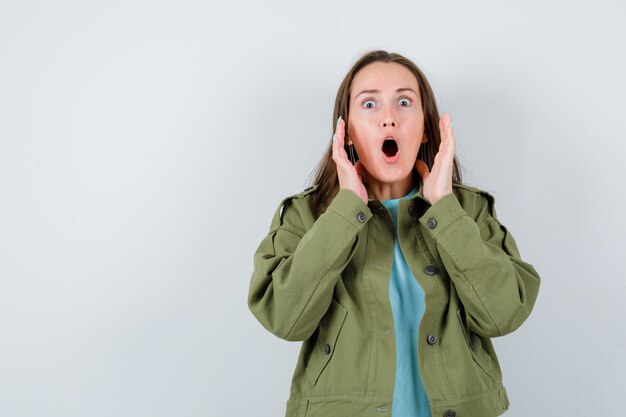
[367,170,430,211]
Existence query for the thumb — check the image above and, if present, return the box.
[415,159,430,180]
[354,160,368,184]
[354,160,363,177]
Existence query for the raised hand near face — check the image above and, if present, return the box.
[332,116,369,205]
[415,112,455,205]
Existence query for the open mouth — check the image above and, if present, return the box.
[382,138,399,158]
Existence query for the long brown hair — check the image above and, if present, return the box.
[306,49,464,219]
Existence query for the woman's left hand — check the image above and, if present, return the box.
[415,112,455,205]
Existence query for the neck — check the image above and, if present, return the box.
[366,171,416,200]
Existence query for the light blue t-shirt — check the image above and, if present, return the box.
[381,184,432,417]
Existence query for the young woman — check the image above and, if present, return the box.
[247,50,541,417]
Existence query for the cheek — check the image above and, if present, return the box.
[402,113,423,128]
[350,126,376,154]
[348,123,367,148]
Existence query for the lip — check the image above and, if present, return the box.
[382,150,400,163]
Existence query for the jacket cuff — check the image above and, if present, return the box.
[419,192,468,238]
[326,189,372,230]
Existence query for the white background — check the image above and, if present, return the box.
[1,0,624,416]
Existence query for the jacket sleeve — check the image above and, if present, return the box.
[247,189,372,342]
[419,190,541,338]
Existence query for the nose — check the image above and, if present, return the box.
[380,110,396,128]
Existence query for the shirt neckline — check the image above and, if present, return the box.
[381,184,420,203]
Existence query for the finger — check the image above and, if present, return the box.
[332,129,338,160]
[332,130,344,165]
[441,112,448,125]
[439,117,444,143]
[445,115,455,155]
[332,117,344,153]
[439,114,448,152]
[333,137,348,168]
[335,118,343,146]
[448,125,456,152]
[334,118,347,157]
[332,123,352,172]
[444,114,452,149]
[337,118,347,157]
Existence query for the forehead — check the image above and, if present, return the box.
[351,62,419,96]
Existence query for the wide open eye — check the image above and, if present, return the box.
[362,99,375,109]
[399,97,411,106]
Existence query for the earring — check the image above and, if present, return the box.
[348,144,356,165]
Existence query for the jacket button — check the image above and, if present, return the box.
[323,343,331,354]
[444,410,456,417]
[424,265,437,275]
[427,218,437,229]
[356,212,366,223]
[408,205,416,216]
[427,334,438,345]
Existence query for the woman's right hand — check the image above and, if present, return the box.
[332,116,369,205]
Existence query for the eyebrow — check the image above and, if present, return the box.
[354,88,418,100]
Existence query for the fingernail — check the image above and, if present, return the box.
[337,115,342,125]
[332,133,336,142]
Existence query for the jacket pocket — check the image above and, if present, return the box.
[456,307,495,385]
[305,298,348,386]
[285,398,309,417]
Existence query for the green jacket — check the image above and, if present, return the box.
[248,176,541,417]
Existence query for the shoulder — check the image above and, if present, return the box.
[452,181,496,201]
[278,184,318,213]
[451,181,500,224]
[295,184,320,199]
[270,184,319,235]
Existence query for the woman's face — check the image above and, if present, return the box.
[347,62,426,186]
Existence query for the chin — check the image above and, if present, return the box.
[368,163,413,184]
